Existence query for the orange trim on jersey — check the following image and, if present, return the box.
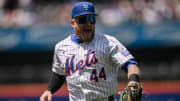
[76,60,85,70]
[65,57,71,76]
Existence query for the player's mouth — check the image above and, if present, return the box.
[83,29,92,33]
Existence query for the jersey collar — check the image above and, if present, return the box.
[71,34,83,44]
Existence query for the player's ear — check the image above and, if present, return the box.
[71,19,76,27]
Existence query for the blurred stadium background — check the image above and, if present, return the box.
[0,0,180,101]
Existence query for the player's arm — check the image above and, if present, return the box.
[127,64,140,86]
[119,60,142,101]
[40,72,65,101]
[47,72,66,93]
[121,59,141,86]
[121,59,140,85]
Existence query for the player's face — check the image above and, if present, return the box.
[71,15,96,42]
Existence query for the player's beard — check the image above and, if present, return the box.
[76,28,95,43]
[81,30,94,42]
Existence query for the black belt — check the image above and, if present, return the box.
[108,95,114,101]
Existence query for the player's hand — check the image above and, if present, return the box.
[128,81,139,91]
[40,90,52,101]
[119,81,142,101]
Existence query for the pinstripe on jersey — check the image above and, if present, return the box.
[52,32,134,101]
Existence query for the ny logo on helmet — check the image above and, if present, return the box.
[83,3,89,10]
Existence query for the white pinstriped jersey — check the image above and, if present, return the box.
[52,32,134,101]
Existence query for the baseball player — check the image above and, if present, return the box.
[40,1,142,101]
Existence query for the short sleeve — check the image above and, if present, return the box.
[52,45,66,75]
[110,38,134,67]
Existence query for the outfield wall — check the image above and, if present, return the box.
[0,81,180,101]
